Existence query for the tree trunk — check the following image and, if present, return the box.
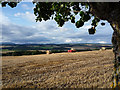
[111,22,120,88]
[89,2,120,88]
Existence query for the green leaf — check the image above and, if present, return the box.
[54,14,61,22]
[8,2,17,8]
[91,17,100,27]
[85,4,89,9]
[1,2,8,7]
[59,19,65,27]
[60,4,64,8]
[80,11,84,16]
[75,20,84,28]
[88,27,96,34]
[82,13,90,22]
[71,16,75,23]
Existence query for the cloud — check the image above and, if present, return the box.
[34,20,58,31]
[65,38,82,43]
[2,8,113,44]
[0,11,11,42]
[21,4,31,10]
[14,13,22,17]
[14,11,36,22]
[98,41,107,44]
[2,23,52,44]
[2,20,113,44]
[0,11,10,25]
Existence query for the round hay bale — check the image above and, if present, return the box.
[46,50,52,54]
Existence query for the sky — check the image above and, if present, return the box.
[1,2,113,44]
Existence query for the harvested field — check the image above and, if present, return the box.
[2,50,114,88]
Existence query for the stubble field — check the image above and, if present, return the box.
[2,50,114,88]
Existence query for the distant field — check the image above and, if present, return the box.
[2,50,114,88]
[1,44,113,57]
[1,43,113,51]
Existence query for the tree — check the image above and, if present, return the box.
[1,1,120,88]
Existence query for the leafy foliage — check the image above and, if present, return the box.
[1,2,18,8]
[33,2,92,28]
[1,2,106,35]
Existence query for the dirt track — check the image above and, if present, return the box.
[2,50,114,88]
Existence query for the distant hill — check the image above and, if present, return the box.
[2,42,15,45]
[1,43,113,51]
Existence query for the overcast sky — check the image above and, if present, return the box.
[1,2,113,44]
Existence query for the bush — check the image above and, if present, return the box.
[2,50,46,56]
[51,50,67,53]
